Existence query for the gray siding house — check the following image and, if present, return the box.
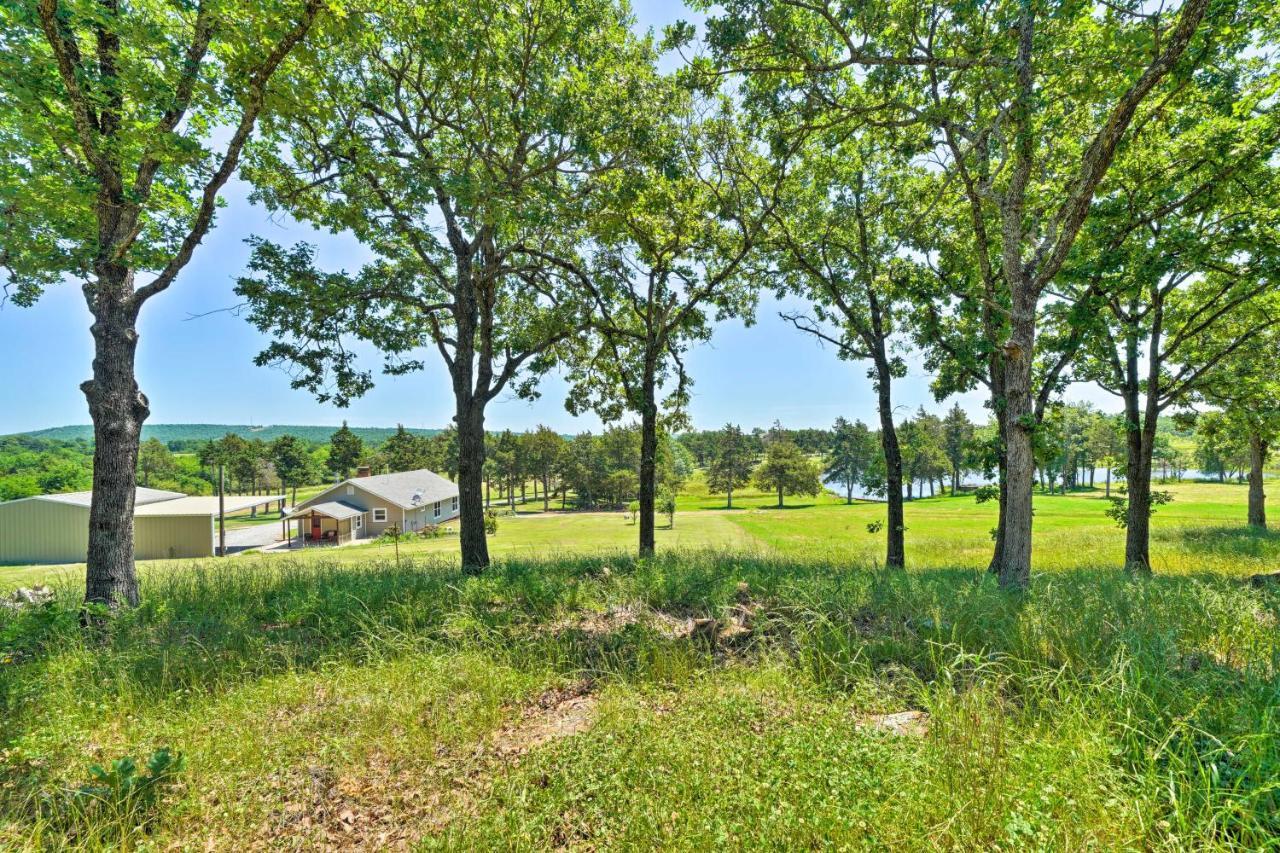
[286,468,459,545]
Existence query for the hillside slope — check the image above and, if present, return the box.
[8,423,443,445]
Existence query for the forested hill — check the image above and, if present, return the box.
[8,424,442,447]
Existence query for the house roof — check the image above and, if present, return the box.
[17,487,187,508]
[135,495,286,517]
[305,469,458,511]
[285,500,365,521]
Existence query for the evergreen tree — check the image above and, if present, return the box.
[271,435,313,506]
[327,422,363,479]
[706,424,756,509]
[525,426,567,512]
[754,437,822,508]
[941,405,975,494]
[382,425,430,473]
[824,418,876,505]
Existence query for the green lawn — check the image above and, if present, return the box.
[726,481,1277,576]
[6,481,1276,591]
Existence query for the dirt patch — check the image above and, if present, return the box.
[551,583,768,650]
[549,604,645,637]
[486,679,599,758]
[856,710,930,738]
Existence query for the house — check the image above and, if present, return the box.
[0,488,285,564]
[285,468,459,546]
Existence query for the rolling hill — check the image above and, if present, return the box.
[8,423,443,446]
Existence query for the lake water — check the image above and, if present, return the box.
[823,467,1243,502]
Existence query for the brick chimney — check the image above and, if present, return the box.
[356,465,372,478]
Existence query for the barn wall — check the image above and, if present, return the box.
[135,516,214,560]
[0,500,91,564]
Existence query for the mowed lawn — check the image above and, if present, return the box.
[4,481,1276,591]
[727,481,1276,576]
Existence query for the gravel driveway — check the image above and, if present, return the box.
[221,522,288,555]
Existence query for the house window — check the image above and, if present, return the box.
[372,508,388,523]
[433,500,441,518]
[346,485,354,496]
[452,496,458,512]
[354,515,363,530]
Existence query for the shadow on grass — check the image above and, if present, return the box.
[1159,523,1280,562]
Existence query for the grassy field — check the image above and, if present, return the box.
[1,481,1278,848]
[6,481,1276,590]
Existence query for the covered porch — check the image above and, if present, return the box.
[284,501,367,548]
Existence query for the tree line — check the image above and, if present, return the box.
[2,0,1277,609]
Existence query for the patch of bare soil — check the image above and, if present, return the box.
[229,681,601,850]
[549,603,646,637]
[549,582,767,651]
[856,710,931,738]
[485,679,598,759]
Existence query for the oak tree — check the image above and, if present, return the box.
[234,0,656,571]
[0,0,327,607]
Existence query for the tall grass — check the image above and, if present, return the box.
[2,551,1277,848]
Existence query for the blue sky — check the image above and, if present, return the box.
[0,1,1109,436]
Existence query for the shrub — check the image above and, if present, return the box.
[484,510,499,534]
[659,493,676,528]
[69,748,185,834]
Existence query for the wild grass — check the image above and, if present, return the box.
[2,548,1277,849]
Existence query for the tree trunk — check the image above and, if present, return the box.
[997,289,1036,591]
[1124,429,1153,572]
[638,362,658,557]
[1248,432,1267,529]
[777,482,784,508]
[83,286,149,609]
[1105,467,1111,498]
[543,473,550,512]
[988,386,1009,575]
[875,368,906,568]
[846,482,853,504]
[456,396,490,574]
[1121,325,1156,573]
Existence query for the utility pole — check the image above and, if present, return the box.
[218,462,226,557]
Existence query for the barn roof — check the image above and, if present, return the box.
[135,495,286,517]
[14,487,186,508]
